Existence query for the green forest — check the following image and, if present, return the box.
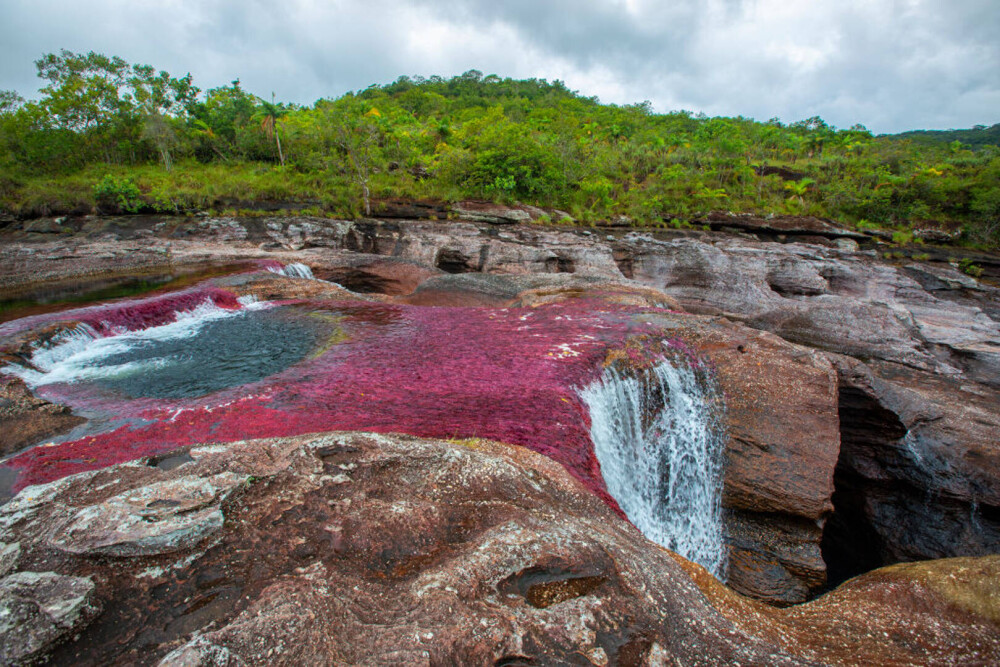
[1,50,998,247]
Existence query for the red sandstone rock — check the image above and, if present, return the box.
[0,432,995,665]
[1,215,998,613]
[669,319,840,603]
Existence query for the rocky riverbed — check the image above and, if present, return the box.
[0,212,998,665]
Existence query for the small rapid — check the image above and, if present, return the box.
[579,352,727,579]
[268,263,315,279]
[4,296,321,399]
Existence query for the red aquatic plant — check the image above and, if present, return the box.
[2,279,708,516]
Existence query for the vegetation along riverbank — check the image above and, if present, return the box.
[1,49,998,249]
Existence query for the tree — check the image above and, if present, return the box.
[32,50,198,165]
[253,93,287,165]
[141,113,178,170]
[187,80,257,161]
[784,177,816,208]
[0,90,24,115]
[129,64,198,170]
[330,105,384,216]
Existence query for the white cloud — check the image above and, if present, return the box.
[0,0,996,132]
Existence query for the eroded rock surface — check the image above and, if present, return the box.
[1,432,996,666]
[49,472,246,557]
[0,570,98,665]
[1,215,998,618]
[0,376,85,458]
[823,355,1000,585]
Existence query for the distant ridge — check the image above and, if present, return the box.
[886,123,1000,147]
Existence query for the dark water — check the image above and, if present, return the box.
[0,264,253,324]
[89,307,322,399]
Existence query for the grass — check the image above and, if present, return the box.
[1,161,367,218]
[2,158,994,253]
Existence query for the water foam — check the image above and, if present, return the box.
[6,297,264,390]
[579,354,727,579]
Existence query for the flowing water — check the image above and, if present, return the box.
[6,297,323,400]
[267,262,315,280]
[579,354,728,579]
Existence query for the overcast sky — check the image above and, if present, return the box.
[1,0,997,133]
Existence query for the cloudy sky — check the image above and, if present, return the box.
[1,0,997,133]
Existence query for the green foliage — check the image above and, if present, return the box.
[891,124,1000,149]
[959,258,985,278]
[2,50,999,247]
[93,174,142,212]
[892,229,914,245]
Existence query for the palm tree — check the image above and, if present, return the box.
[784,177,815,206]
[254,93,286,166]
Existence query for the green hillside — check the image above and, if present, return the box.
[2,51,998,247]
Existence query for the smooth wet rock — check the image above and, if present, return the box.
[0,571,98,665]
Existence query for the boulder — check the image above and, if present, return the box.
[0,571,98,665]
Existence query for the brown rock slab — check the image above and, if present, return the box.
[48,472,247,557]
[450,200,534,224]
[0,571,99,665]
[0,377,85,458]
[700,212,867,239]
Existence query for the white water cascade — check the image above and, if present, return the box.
[268,263,315,279]
[579,355,728,579]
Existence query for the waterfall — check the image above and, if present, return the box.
[579,354,727,579]
[268,263,315,279]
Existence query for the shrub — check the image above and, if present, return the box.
[959,258,984,278]
[93,174,142,213]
